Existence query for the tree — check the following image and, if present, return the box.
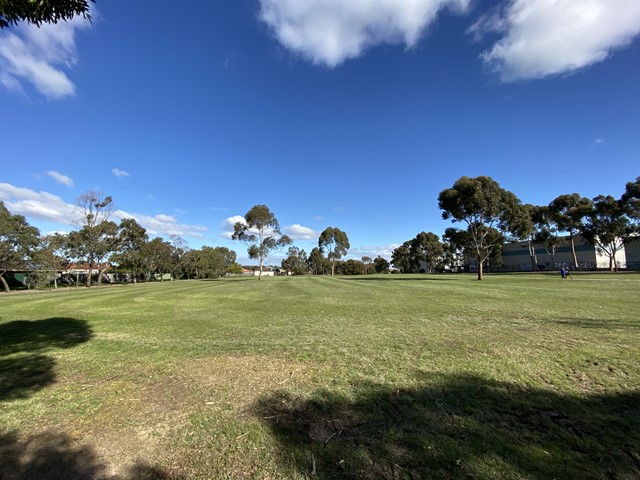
[391,242,412,273]
[140,237,173,280]
[318,227,350,276]
[226,262,244,276]
[0,201,40,292]
[622,176,640,232]
[581,195,631,272]
[438,176,522,280]
[0,0,94,29]
[373,256,390,273]
[231,205,291,280]
[307,247,327,275]
[33,233,68,288]
[282,246,308,275]
[232,205,291,280]
[340,259,366,275]
[410,231,444,273]
[69,191,116,287]
[548,193,592,269]
[169,235,189,280]
[110,218,148,283]
[197,246,236,279]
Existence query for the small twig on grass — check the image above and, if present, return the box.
[235,432,248,440]
[80,374,119,391]
[311,453,316,476]
[278,371,294,385]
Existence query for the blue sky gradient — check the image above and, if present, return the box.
[2,0,639,263]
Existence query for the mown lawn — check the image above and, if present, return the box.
[1,273,639,479]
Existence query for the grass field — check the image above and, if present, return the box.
[1,273,639,479]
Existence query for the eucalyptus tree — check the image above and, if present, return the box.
[232,205,291,280]
[582,195,631,272]
[318,227,350,276]
[110,218,148,283]
[0,201,40,292]
[33,233,68,288]
[0,0,94,28]
[307,247,326,275]
[548,193,592,269]
[438,176,523,280]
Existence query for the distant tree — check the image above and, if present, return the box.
[548,194,592,269]
[509,204,546,271]
[622,176,640,232]
[226,262,244,276]
[318,227,350,276]
[0,201,40,292]
[33,233,68,288]
[0,0,94,29]
[281,246,308,275]
[438,176,522,280]
[181,249,201,279]
[373,256,390,273]
[232,205,291,280]
[197,246,236,279]
[69,191,116,287]
[391,242,412,273]
[307,247,326,275]
[531,206,563,269]
[140,237,173,280]
[110,218,148,283]
[340,259,366,275]
[169,234,190,279]
[411,231,444,273]
[582,195,631,272]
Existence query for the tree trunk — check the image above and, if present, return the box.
[528,240,538,271]
[331,261,335,276]
[258,258,263,280]
[611,246,617,272]
[86,260,93,287]
[477,254,483,280]
[53,270,58,289]
[0,271,10,293]
[569,233,579,270]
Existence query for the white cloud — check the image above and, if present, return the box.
[0,15,90,99]
[472,0,640,82]
[112,168,130,178]
[595,138,605,145]
[285,224,317,240]
[348,244,400,260]
[46,170,74,187]
[259,0,471,67]
[0,182,208,239]
[115,210,208,239]
[221,215,247,239]
[0,182,78,223]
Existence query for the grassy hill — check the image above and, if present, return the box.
[1,274,639,479]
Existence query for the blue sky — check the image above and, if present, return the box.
[2,0,639,263]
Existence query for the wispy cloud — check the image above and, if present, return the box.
[471,0,640,82]
[595,138,605,145]
[285,224,317,241]
[0,182,208,239]
[46,170,74,187]
[348,244,400,261]
[259,0,471,68]
[112,168,130,178]
[0,15,91,99]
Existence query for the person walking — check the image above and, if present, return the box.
[560,266,567,279]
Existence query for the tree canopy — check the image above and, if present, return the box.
[0,0,94,28]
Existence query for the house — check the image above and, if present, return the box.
[253,267,276,277]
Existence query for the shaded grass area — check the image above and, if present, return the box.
[0,274,639,478]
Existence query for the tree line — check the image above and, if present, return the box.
[1,176,638,291]
[0,191,238,292]
[391,175,640,280]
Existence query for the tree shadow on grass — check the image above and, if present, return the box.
[252,373,640,479]
[0,430,182,479]
[0,318,93,401]
[553,318,640,331]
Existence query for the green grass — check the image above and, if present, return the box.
[1,273,639,479]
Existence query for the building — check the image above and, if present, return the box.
[500,235,628,271]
